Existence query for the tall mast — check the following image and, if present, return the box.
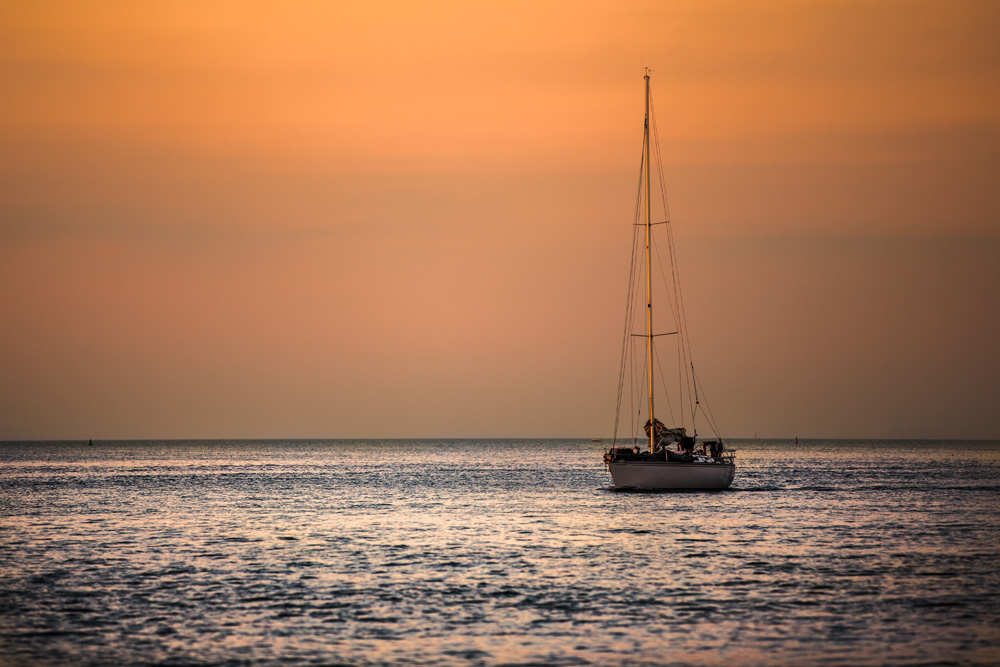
[644,69,654,453]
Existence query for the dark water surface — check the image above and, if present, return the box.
[1,439,998,666]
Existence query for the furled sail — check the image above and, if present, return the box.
[643,419,688,448]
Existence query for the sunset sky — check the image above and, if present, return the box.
[1,0,998,439]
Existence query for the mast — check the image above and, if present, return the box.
[644,69,654,452]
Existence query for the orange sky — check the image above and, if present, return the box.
[1,0,998,439]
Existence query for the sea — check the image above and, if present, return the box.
[0,439,997,667]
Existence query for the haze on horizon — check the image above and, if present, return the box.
[1,1,998,440]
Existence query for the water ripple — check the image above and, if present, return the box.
[0,439,998,666]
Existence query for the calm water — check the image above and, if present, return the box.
[1,439,998,666]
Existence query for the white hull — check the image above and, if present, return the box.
[608,461,735,490]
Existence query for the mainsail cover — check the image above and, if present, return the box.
[643,419,687,447]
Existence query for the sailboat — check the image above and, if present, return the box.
[603,70,736,490]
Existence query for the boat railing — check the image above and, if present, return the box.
[604,447,737,464]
